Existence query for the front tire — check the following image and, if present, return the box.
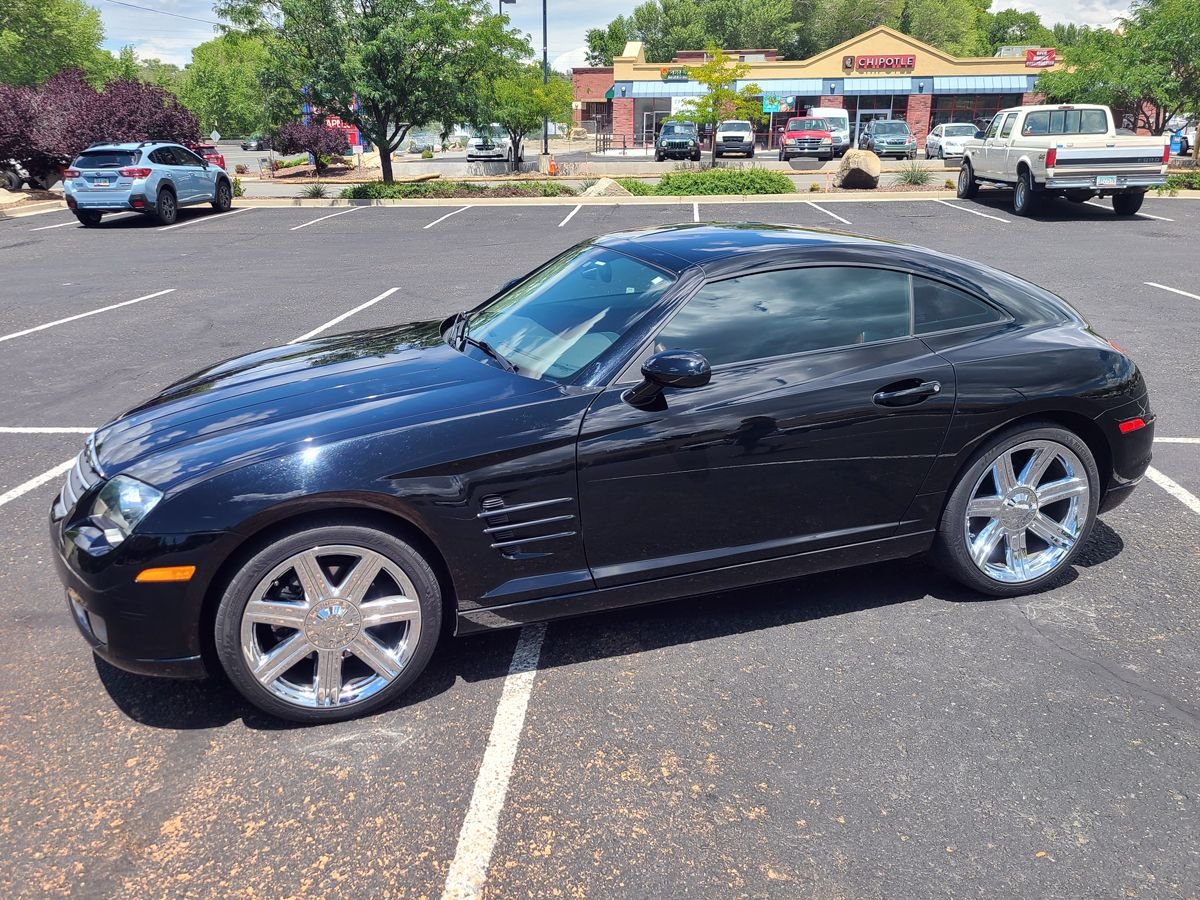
[655,152,664,163]
[957,160,979,199]
[155,188,177,225]
[75,210,102,227]
[1112,191,1145,216]
[211,179,232,212]
[932,424,1099,597]
[214,523,443,723]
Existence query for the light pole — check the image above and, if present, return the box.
[498,0,514,17]
[541,0,549,158]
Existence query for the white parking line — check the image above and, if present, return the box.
[29,220,78,232]
[693,202,699,223]
[557,204,581,227]
[442,623,546,900]
[289,287,400,344]
[807,201,851,225]
[1086,200,1173,221]
[0,289,175,345]
[1146,467,1200,517]
[0,459,74,509]
[158,207,252,231]
[424,206,471,229]
[0,427,94,434]
[1155,437,1200,444]
[1145,282,1200,302]
[933,199,1011,223]
[290,207,361,231]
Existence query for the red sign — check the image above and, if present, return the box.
[1025,48,1057,68]
[846,54,916,70]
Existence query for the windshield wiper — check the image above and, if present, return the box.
[449,310,471,347]
[461,335,517,373]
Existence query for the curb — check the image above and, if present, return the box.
[235,191,965,208]
[0,199,67,219]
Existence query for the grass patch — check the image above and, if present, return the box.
[341,180,576,200]
[656,167,794,196]
[896,162,933,186]
[301,183,328,199]
[1157,171,1200,194]
[615,178,655,196]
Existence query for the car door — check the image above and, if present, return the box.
[928,125,942,156]
[996,112,1021,176]
[172,146,212,202]
[575,265,957,589]
[977,114,1006,177]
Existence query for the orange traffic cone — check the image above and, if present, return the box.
[549,155,558,176]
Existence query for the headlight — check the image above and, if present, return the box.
[785,138,796,145]
[688,140,695,147]
[821,137,832,144]
[90,475,162,546]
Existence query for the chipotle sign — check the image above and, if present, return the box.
[843,54,916,70]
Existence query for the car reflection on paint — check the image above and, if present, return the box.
[50,224,1153,722]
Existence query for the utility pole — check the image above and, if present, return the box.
[542,0,549,158]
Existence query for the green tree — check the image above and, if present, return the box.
[1039,0,1200,135]
[811,0,904,50]
[482,64,573,171]
[672,45,761,164]
[983,8,1052,53]
[0,0,111,86]
[218,0,528,183]
[585,17,635,66]
[900,0,987,55]
[139,58,185,94]
[1050,23,1088,49]
[179,33,271,136]
[111,46,140,81]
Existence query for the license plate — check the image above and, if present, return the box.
[94,178,110,186]
[1095,175,1118,187]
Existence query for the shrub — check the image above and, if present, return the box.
[896,162,932,186]
[231,177,244,197]
[421,149,434,159]
[340,180,576,200]
[1165,171,1200,190]
[273,121,350,173]
[301,183,328,198]
[808,182,821,192]
[654,167,794,196]
[234,163,249,174]
[944,178,956,189]
[615,178,654,195]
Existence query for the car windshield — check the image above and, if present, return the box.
[718,122,750,132]
[875,123,910,135]
[944,125,977,137]
[661,123,694,135]
[73,150,138,169]
[463,245,676,382]
[787,119,827,131]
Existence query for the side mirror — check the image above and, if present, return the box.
[974,130,985,139]
[623,350,711,408]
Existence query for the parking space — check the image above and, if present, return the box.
[2,195,1199,897]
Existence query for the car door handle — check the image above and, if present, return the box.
[873,380,941,407]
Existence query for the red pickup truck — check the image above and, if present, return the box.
[778,117,835,162]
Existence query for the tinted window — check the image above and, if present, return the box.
[73,150,138,169]
[173,147,205,165]
[913,277,1002,333]
[944,124,977,136]
[875,122,910,135]
[153,147,182,165]
[656,267,911,366]
[787,118,828,131]
[999,113,1018,138]
[1022,108,1108,136]
[661,123,695,135]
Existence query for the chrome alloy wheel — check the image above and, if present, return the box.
[963,440,1090,584]
[239,545,422,709]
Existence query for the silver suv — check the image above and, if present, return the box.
[63,141,233,227]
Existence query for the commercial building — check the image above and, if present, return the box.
[573,26,1059,149]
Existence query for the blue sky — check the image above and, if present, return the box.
[89,0,1132,71]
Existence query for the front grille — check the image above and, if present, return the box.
[664,139,691,150]
[795,138,823,150]
[57,447,101,517]
[477,496,576,557]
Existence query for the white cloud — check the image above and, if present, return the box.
[553,46,590,72]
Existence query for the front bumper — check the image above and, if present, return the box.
[875,144,917,157]
[782,144,834,157]
[50,508,229,679]
[1045,173,1167,190]
[714,140,754,154]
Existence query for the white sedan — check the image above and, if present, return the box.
[466,136,511,162]
[925,123,979,160]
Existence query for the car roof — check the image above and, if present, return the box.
[81,141,179,151]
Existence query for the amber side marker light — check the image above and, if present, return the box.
[135,565,196,583]
[1118,418,1148,434]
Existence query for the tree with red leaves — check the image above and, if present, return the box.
[273,120,350,173]
[0,69,200,184]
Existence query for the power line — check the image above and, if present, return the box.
[98,0,224,27]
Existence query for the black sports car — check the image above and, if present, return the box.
[50,224,1154,722]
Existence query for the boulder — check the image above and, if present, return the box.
[581,177,632,198]
[836,150,881,189]
[570,127,590,141]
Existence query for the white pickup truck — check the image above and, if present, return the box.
[957,104,1169,216]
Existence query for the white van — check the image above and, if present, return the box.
[808,107,850,157]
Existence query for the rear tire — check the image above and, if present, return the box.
[932,423,1099,597]
[1112,191,1145,216]
[75,210,102,227]
[956,160,979,199]
[214,523,443,723]
[1012,169,1040,217]
[211,179,232,212]
[155,188,177,225]
[2,169,21,191]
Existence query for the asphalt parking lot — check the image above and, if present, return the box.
[1,192,1198,898]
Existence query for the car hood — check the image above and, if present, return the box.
[92,320,556,490]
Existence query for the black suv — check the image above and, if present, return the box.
[655,121,701,161]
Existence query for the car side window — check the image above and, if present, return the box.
[153,147,179,165]
[984,114,1004,139]
[999,113,1018,138]
[913,277,1004,333]
[655,267,912,366]
[174,147,205,166]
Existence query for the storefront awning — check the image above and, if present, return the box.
[629,81,708,97]
[604,86,614,100]
[738,78,826,94]
[843,77,913,95]
[932,75,1033,94]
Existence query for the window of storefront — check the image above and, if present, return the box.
[931,94,1022,127]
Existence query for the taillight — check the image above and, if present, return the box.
[1045,147,1056,168]
[1118,417,1147,434]
[1162,143,1170,164]
[118,167,153,178]
[64,168,80,178]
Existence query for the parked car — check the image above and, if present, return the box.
[713,120,755,158]
[925,123,978,160]
[241,136,267,151]
[191,143,227,170]
[465,134,510,162]
[779,117,835,161]
[2,159,30,191]
[858,120,917,159]
[50,223,1153,722]
[1167,124,1193,156]
[655,121,701,162]
[807,106,851,156]
[62,141,233,227]
[958,104,1170,216]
